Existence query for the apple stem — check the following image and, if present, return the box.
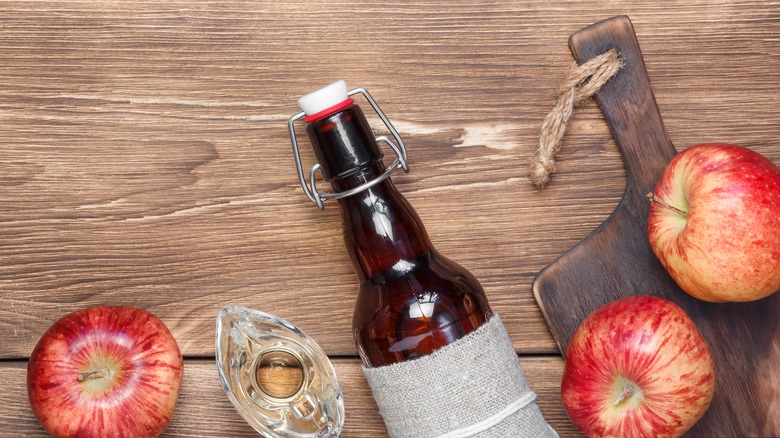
[613,384,636,407]
[646,192,688,217]
[78,367,110,382]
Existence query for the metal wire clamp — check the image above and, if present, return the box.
[288,88,409,210]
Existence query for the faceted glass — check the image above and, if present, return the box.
[216,305,344,437]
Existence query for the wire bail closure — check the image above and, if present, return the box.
[288,88,409,210]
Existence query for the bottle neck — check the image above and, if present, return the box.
[305,105,431,281]
[305,105,383,180]
[334,164,432,282]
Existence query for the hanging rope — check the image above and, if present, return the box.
[530,49,623,188]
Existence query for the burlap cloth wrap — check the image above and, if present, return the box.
[362,315,558,438]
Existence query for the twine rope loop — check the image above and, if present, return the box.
[530,49,623,188]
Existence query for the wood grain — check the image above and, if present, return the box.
[0,0,778,360]
[0,1,778,436]
[0,357,582,437]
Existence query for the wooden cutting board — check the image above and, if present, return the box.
[532,16,780,437]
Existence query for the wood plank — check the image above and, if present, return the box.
[0,1,777,436]
[0,356,582,437]
[1,1,778,359]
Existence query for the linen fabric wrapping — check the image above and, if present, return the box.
[362,315,558,438]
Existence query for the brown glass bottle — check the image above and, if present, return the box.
[305,104,492,367]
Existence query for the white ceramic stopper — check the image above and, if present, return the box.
[298,80,349,116]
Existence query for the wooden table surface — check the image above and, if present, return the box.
[1,1,778,436]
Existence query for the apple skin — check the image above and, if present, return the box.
[561,296,715,438]
[648,143,780,302]
[27,306,184,438]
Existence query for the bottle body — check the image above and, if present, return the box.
[354,248,492,366]
[306,105,492,367]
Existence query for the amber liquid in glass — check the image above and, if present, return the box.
[306,105,492,367]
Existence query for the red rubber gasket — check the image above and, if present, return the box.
[303,98,355,123]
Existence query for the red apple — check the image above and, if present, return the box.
[648,143,780,302]
[561,296,715,438]
[27,306,184,438]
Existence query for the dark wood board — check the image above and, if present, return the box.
[532,16,780,437]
